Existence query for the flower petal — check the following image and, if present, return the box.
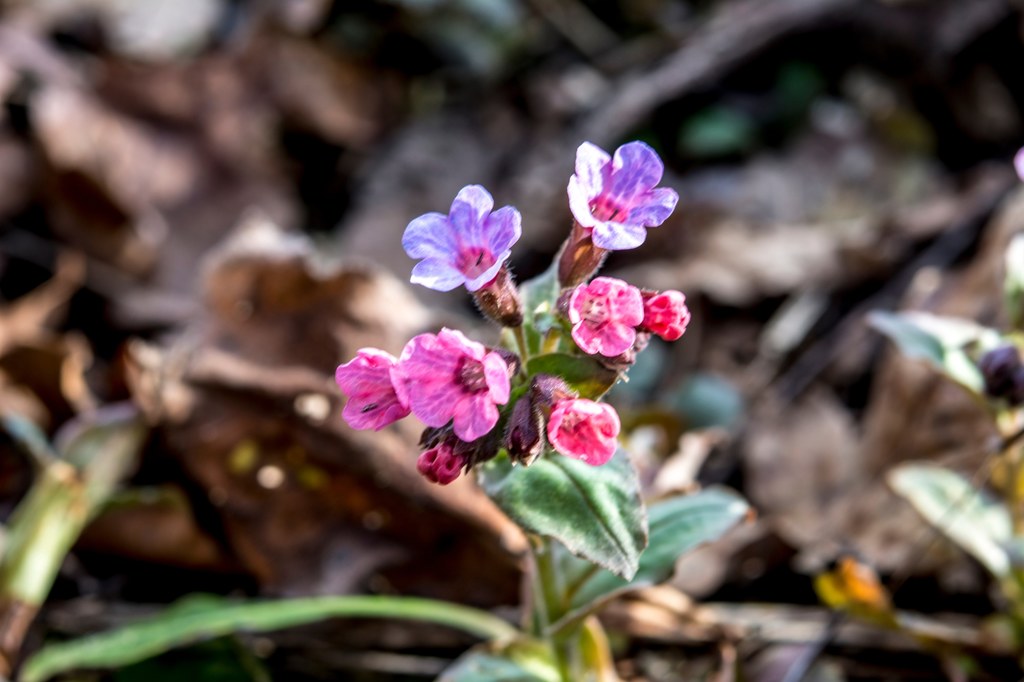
[574,142,611,196]
[449,185,494,238]
[402,212,457,259]
[591,220,648,250]
[608,141,664,201]
[593,323,636,357]
[627,187,678,228]
[484,206,522,254]
[482,352,511,404]
[463,259,506,292]
[410,259,467,292]
[567,174,597,228]
[454,393,499,441]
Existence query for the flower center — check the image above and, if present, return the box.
[455,246,496,279]
[590,195,627,222]
[457,357,489,393]
[581,297,609,326]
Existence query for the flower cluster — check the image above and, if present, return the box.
[335,141,691,484]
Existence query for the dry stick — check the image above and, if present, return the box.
[577,0,858,143]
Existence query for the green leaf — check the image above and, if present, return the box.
[525,354,618,400]
[869,311,1001,394]
[440,638,560,682]
[517,264,563,356]
[552,488,749,633]
[0,406,146,607]
[1005,233,1024,331]
[21,595,518,682]
[0,413,58,466]
[668,373,744,430]
[888,464,1011,578]
[56,404,148,510]
[679,106,756,158]
[478,450,647,580]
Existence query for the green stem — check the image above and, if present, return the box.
[528,535,589,681]
[21,596,519,682]
[513,324,531,364]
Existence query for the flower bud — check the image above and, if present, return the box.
[980,345,1024,406]
[505,396,545,466]
[640,290,691,341]
[417,441,467,485]
[557,221,608,288]
[531,374,575,407]
[473,266,524,328]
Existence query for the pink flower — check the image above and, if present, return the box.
[416,441,466,485]
[392,328,511,441]
[641,290,691,341]
[547,398,620,466]
[568,141,678,251]
[335,349,410,430]
[402,185,522,292]
[1016,147,1024,183]
[568,277,644,357]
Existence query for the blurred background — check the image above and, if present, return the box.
[3,0,1024,679]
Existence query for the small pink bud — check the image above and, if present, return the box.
[568,277,644,357]
[547,398,620,466]
[416,442,466,485]
[641,290,690,341]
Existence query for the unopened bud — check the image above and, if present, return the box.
[531,374,575,407]
[557,221,608,288]
[473,266,523,327]
[505,396,545,465]
[980,345,1024,406]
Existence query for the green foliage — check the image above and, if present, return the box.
[0,406,146,607]
[478,449,648,579]
[679,106,757,158]
[869,311,1002,394]
[668,373,744,430]
[525,354,618,400]
[551,488,749,632]
[440,638,560,682]
[888,464,1011,578]
[21,595,517,682]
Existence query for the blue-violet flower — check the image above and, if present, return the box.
[403,185,522,292]
[568,141,678,250]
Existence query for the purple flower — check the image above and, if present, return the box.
[402,185,522,292]
[391,328,511,441]
[567,141,678,250]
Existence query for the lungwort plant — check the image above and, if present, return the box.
[19,141,749,682]
[872,157,1024,655]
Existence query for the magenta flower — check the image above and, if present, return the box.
[335,349,410,431]
[402,185,522,292]
[568,277,644,357]
[547,398,620,466]
[392,328,511,441]
[641,290,691,341]
[567,141,678,251]
[416,442,466,485]
[1016,147,1024,183]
